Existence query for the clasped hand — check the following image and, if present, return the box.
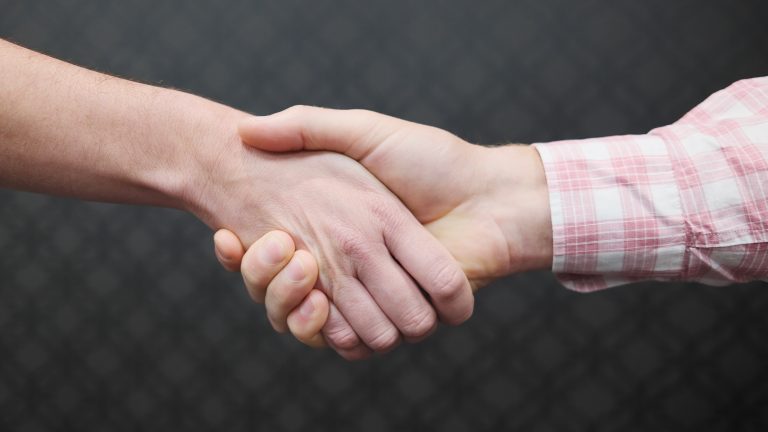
[211,106,551,360]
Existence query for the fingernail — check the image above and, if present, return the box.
[299,296,315,318]
[260,236,286,265]
[285,257,306,282]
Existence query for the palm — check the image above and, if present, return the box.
[425,212,509,291]
[356,126,511,290]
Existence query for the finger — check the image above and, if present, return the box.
[354,246,437,342]
[264,250,319,333]
[324,276,401,353]
[286,289,329,348]
[333,277,402,353]
[385,217,474,326]
[322,303,373,361]
[238,106,404,159]
[213,229,245,272]
[241,230,295,303]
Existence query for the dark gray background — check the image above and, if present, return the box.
[2,0,768,431]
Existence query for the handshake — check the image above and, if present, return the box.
[3,40,554,361]
[5,41,763,361]
[205,106,553,360]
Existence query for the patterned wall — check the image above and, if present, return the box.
[1,1,768,430]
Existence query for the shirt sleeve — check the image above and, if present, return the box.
[532,77,768,292]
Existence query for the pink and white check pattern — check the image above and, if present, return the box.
[533,77,768,292]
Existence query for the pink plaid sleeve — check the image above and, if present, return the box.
[532,77,768,291]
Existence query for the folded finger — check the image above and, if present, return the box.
[241,230,295,303]
[264,250,319,332]
[286,289,329,348]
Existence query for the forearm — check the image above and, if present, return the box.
[0,39,247,210]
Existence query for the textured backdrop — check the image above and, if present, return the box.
[2,1,768,431]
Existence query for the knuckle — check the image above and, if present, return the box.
[324,325,359,350]
[428,262,468,303]
[367,326,401,353]
[335,229,376,261]
[399,307,437,339]
[368,195,403,227]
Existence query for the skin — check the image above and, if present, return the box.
[213,107,553,350]
[0,40,474,360]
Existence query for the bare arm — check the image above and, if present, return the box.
[0,39,240,209]
[0,40,474,360]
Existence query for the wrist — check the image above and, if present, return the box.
[479,144,553,273]
[135,89,249,221]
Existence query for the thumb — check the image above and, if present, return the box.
[237,105,403,160]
